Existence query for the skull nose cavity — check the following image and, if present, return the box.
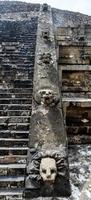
[46,170,51,178]
[47,175,51,179]
[42,169,46,174]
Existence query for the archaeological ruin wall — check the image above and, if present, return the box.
[0,1,90,200]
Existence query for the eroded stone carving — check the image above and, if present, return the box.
[40,157,57,183]
[37,89,59,106]
[24,3,71,198]
[25,146,71,197]
[42,31,49,40]
[39,53,52,64]
[42,3,49,12]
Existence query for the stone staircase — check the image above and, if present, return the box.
[0,1,90,199]
[0,12,39,199]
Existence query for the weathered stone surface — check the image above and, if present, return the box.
[61,71,91,92]
[80,174,91,200]
[0,1,90,199]
[52,8,91,28]
[59,46,91,65]
[33,5,60,106]
[0,1,39,195]
[25,4,70,198]
[0,144,90,199]
[29,104,67,146]
[56,21,91,145]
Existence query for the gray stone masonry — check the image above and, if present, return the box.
[24,4,71,199]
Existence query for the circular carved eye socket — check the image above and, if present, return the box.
[51,169,56,174]
[42,169,46,174]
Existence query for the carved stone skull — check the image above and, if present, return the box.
[40,157,57,184]
[40,89,54,106]
[38,89,59,106]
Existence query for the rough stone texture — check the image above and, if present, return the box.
[62,71,91,92]
[33,5,60,106]
[66,102,91,144]
[0,1,90,199]
[56,15,91,145]
[25,104,70,197]
[0,1,40,13]
[0,1,39,197]
[0,144,90,199]
[52,8,91,28]
[25,4,70,198]
[80,174,91,200]
[28,145,91,200]
[68,145,91,200]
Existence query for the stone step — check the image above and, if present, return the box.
[0,79,33,84]
[0,99,32,104]
[0,147,27,156]
[0,147,28,150]
[0,176,24,188]
[0,123,30,131]
[1,64,34,69]
[0,69,33,74]
[0,116,30,123]
[0,130,29,139]
[0,138,28,147]
[1,58,35,62]
[0,104,32,110]
[0,138,28,141]
[0,88,33,93]
[0,93,32,98]
[0,164,26,169]
[0,164,26,176]
[0,155,27,164]
[0,189,23,195]
[0,52,35,56]
[0,110,31,116]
